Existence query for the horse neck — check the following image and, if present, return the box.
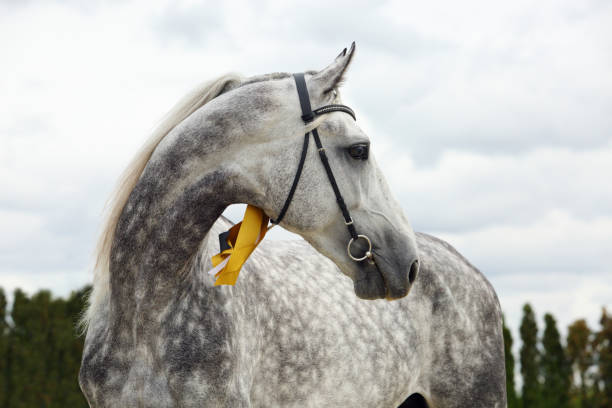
[108,111,243,320]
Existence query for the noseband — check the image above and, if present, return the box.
[271,73,373,262]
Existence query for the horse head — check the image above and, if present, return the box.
[216,43,419,299]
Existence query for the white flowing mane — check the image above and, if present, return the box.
[83,74,242,328]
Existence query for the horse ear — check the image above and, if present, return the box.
[311,42,356,94]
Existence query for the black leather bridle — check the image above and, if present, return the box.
[271,73,373,262]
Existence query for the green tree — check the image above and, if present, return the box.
[503,316,519,408]
[60,287,90,407]
[7,288,89,408]
[520,303,540,408]
[0,288,9,406]
[541,313,570,408]
[593,308,612,408]
[567,319,592,407]
[9,289,53,407]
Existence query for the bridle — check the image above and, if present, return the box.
[211,73,374,285]
[271,73,373,263]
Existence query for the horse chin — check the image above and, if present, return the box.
[353,263,388,300]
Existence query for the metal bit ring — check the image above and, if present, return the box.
[347,234,373,262]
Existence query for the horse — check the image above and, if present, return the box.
[79,43,506,407]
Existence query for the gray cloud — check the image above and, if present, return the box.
[382,144,612,233]
[0,0,611,347]
[152,3,225,47]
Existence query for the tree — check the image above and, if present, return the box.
[60,287,90,407]
[567,319,592,407]
[0,288,9,407]
[9,289,53,407]
[541,313,570,408]
[7,288,89,408]
[503,316,519,408]
[593,308,612,408]
[520,303,540,408]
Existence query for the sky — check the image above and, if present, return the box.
[1,0,611,350]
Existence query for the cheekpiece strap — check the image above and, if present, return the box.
[294,73,315,123]
[279,73,359,240]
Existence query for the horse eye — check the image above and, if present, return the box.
[348,143,369,160]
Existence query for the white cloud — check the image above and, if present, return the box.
[495,272,612,335]
[435,210,612,275]
[0,209,44,248]
[0,0,611,350]
[382,143,612,232]
[352,0,612,160]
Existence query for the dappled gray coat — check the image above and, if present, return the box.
[79,43,506,407]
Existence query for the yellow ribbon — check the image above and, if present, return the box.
[211,205,270,286]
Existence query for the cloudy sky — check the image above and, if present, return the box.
[1,0,611,346]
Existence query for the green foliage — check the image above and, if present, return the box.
[503,316,519,408]
[567,319,592,407]
[0,288,9,407]
[520,303,540,408]
[541,313,571,408]
[592,308,612,408]
[1,285,611,408]
[0,286,90,408]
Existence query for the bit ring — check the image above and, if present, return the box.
[347,234,373,262]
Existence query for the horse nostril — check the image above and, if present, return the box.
[408,259,419,284]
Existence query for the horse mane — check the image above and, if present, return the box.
[82,73,242,330]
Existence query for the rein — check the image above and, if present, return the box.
[209,73,373,286]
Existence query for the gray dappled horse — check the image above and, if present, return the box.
[79,43,506,407]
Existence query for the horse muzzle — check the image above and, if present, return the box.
[350,230,419,300]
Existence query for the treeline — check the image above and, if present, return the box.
[504,304,612,408]
[1,287,611,408]
[0,286,89,407]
